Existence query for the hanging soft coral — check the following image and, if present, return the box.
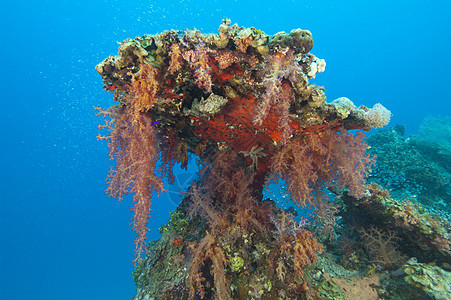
[96,105,164,262]
[129,64,161,111]
[269,128,374,208]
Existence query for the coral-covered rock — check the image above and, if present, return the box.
[269,29,314,53]
[95,20,393,299]
[341,183,450,263]
[403,257,451,300]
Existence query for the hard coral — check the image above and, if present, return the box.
[403,258,451,300]
[354,103,392,129]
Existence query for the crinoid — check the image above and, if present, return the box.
[239,145,267,169]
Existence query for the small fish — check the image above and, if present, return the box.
[151,121,160,126]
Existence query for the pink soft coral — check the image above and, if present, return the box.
[269,128,374,207]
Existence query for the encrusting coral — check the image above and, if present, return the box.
[96,19,394,299]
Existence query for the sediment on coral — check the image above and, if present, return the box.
[95,19,398,299]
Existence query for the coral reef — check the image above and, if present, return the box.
[403,257,451,300]
[93,20,451,299]
[367,125,451,209]
[340,183,450,263]
[307,182,450,299]
[420,115,451,148]
[317,273,380,300]
[359,227,407,270]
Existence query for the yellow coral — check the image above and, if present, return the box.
[167,43,183,74]
[130,64,160,115]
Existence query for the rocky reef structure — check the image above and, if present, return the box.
[366,125,451,210]
[95,20,401,299]
[303,182,450,300]
[403,258,451,300]
[420,115,451,149]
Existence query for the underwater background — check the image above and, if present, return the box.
[1,0,450,299]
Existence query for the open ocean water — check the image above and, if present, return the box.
[1,0,449,299]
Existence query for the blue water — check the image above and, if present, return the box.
[1,1,450,299]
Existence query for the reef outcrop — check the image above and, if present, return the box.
[93,20,417,299]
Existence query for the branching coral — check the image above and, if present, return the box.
[253,51,303,142]
[269,128,374,207]
[188,231,231,300]
[129,63,161,115]
[366,127,450,205]
[182,43,213,92]
[291,229,323,279]
[360,227,407,270]
[277,224,323,290]
[167,43,183,75]
[96,106,164,262]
